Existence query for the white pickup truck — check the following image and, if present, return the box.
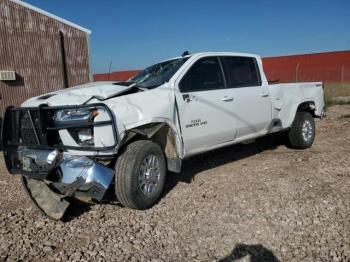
[2,52,325,219]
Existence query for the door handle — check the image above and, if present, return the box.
[261,92,269,97]
[182,94,193,103]
[221,96,234,102]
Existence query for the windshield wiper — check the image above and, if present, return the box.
[112,81,132,86]
[129,83,148,91]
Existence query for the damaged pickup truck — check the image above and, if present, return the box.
[2,52,325,219]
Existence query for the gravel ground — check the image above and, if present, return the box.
[0,105,350,261]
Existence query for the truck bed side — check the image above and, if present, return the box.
[268,82,324,129]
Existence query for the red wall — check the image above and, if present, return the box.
[93,70,140,82]
[262,50,350,83]
[93,51,350,83]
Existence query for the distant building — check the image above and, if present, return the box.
[0,0,92,117]
[262,50,350,83]
[94,70,140,82]
[94,51,350,84]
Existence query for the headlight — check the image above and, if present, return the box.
[54,108,99,126]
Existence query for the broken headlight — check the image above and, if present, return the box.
[76,128,94,146]
[53,107,101,147]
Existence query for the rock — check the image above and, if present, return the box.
[43,246,53,252]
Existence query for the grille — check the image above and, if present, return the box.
[3,108,61,148]
[20,111,40,144]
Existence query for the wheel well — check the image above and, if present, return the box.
[297,101,316,117]
[119,123,181,173]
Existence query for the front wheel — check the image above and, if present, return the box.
[115,140,166,210]
[287,111,315,149]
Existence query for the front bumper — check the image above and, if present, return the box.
[14,148,114,201]
[2,105,116,219]
[7,147,115,219]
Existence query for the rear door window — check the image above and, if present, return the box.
[221,56,261,88]
[179,57,225,92]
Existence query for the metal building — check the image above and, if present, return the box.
[0,0,92,118]
[262,50,350,83]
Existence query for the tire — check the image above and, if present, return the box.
[115,140,166,210]
[287,111,315,149]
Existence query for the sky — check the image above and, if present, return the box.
[25,0,350,73]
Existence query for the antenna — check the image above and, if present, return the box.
[108,61,112,81]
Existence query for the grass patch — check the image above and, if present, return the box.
[323,82,350,106]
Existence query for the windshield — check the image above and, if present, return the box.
[128,57,189,89]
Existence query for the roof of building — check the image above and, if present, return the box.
[10,0,91,34]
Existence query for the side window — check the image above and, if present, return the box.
[179,57,225,92]
[222,56,261,88]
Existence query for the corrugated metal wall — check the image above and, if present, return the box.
[262,51,350,83]
[0,0,90,116]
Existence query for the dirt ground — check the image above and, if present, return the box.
[0,105,349,261]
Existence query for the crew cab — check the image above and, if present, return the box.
[2,52,325,219]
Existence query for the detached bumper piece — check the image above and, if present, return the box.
[2,105,115,220]
[22,176,71,220]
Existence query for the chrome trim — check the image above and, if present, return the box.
[53,154,114,201]
[18,147,59,172]
[139,154,161,195]
[17,148,114,202]
[302,120,313,142]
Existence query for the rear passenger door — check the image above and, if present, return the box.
[221,56,272,139]
[175,56,236,155]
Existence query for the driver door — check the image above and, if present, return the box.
[175,56,236,155]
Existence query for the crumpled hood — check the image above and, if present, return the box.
[22,81,131,107]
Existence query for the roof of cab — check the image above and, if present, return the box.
[161,52,260,63]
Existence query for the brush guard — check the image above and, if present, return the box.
[1,105,116,220]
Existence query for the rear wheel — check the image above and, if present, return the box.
[287,111,315,149]
[115,140,166,210]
